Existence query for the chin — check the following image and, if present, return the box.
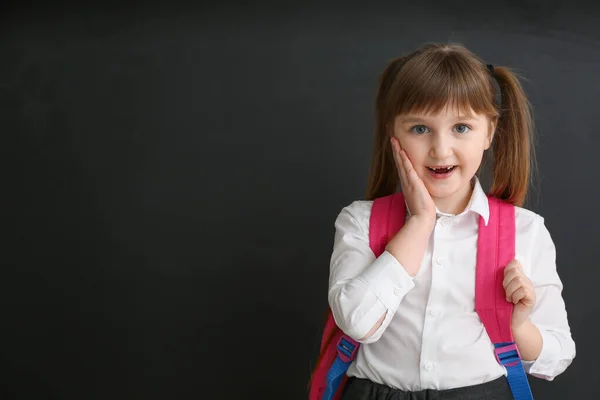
[423,178,464,198]
[426,187,457,199]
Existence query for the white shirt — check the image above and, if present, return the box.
[328,178,575,391]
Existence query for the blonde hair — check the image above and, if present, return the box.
[365,43,535,206]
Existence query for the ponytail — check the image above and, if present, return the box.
[489,67,535,207]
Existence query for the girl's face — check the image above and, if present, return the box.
[392,106,495,213]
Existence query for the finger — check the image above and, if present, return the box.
[502,261,521,286]
[400,149,420,187]
[399,150,414,181]
[391,139,409,187]
[502,268,518,289]
[504,277,524,301]
[503,260,521,276]
[512,286,535,306]
[510,287,527,304]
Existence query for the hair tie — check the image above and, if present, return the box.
[487,64,495,73]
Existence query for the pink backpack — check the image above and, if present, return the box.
[309,192,534,400]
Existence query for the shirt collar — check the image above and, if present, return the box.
[434,176,490,225]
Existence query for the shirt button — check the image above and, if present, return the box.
[435,257,444,266]
[424,361,433,371]
[394,287,402,296]
[439,217,450,227]
[429,309,439,316]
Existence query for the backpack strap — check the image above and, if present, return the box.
[321,193,406,400]
[476,196,534,400]
[369,192,406,257]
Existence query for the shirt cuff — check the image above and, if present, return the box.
[522,327,562,380]
[360,250,415,310]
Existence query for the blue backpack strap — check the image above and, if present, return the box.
[322,336,359,399]
[495,342,534,399]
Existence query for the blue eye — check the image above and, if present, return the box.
[411,125,429,135]
[455,124,471,134]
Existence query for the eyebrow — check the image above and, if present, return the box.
[399,115,477,124]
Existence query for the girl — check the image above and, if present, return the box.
[328,43,575,399]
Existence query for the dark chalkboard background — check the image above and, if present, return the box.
[3,1,597,399]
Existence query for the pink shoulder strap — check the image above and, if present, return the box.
[369,192,406,257]
[475,196,516,344]
[308,193,407,400]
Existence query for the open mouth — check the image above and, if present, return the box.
[427,166,456,174]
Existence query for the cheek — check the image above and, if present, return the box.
[394,135,408,149]
[402,147,426,168]
[460,145,486,166]
[396,138,424,160]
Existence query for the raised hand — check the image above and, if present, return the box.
[390,137,436,225]
[384,138,437,276]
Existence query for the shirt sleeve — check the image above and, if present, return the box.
[521,216,576,380]
[328,201,415,344]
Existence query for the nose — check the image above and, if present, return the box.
[429,133,453,160]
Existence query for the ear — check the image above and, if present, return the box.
[484,119,497,150]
